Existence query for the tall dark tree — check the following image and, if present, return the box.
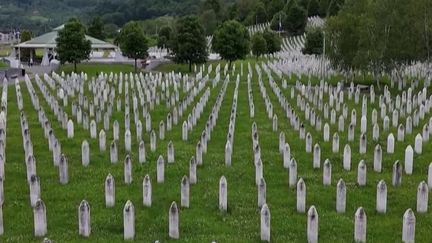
[212,20,250,68]
[254,1,268,24]
[56,18,91,73]
[171,16,208,72]
[20,30,33,62]
[251,33,267,58]
[262,30,281,54]
[284,3,308,35]
[319,0,345,17]
[325,0,432,82]
[104,23,119,39]
[157,26,172,49]
[117,21,149,72]
[267,0,286,18]
[307,0,320,17]
[87,16,105,40]
[200,10,218,36]
[302,27,323,55]
[270,11,287,32]
[203,0,222,17]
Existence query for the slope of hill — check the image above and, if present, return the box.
[0,0,206,34]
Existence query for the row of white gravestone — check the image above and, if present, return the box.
[123,200,180,240]
[23,78,74,188]
[247,74,255,118]
[293,77,431,137]
[25,77,69,174]
[258,66,432,187]
[225,75,240,167]
[261,70,427,237]
[52,70,205,145]
[260,202,416,243]
[281,78,432,179]
[31,67,226,238]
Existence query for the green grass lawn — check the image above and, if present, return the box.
[0,59,431,242]
[0,46,11,57]
[0,61,8,68]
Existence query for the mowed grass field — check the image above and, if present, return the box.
[1,61,432,242]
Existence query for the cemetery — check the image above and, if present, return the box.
[0,0,431,242]
[0,45,431,241]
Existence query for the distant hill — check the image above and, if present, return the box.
[0,0,207,34]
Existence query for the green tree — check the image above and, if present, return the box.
[270,11,287,32]
[284,3,308,36]
[302,27,323,55]
[87,16,105,40]
[254,1,268,24]
[20,30,33,62]
[237,0,258,21]
[262,30,282,54]
[199,10,218,36]
[171,16,208,72]
[319,0,345,17]
[203,0,222,17]
[56,18,91,73]
[117,21,149,72]
[251,33,267,57]
[103,23,119,39]
[267,0,286,18]
[325,0,432,84]
[212,20,250,68]
[157,26,172,49]
[307,0,320,16]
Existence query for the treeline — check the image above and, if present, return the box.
[324,0,432,74]
[1,0,342,36]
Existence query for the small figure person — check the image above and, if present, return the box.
[30,57,33,67]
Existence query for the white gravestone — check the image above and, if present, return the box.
[405,145,414,175]
[169,202,179,239]
[336,179,346,213]
[402,209,415,243]
[34,199,47,237]
[219,176,227,211]
[323,159,332,186]
[417,181,428,213]
[376,180,387,213]
[354,207,367,243]
[260,204,271,242]
[123,200,135,240]
[392,160,403,186]
[343,144,351,171]
[143,175,152,207]
[78,200,91,237]
[181,176,190,208]
[258,177,266,208]
[297,178,306,213]
[59,154,68,184]
[81,140,90,166]
[289,158,297,188]
[157,155,165,183]
[357,160,367,186]
[105,174,115,207]
[313,144,320,169]
[307,206,319,243]
[124,155,132,185]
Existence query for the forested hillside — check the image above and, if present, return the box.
[0,0,336,35]
[0,0,211,34]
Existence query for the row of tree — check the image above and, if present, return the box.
[324,0,432,77]
[55,16,282,73]
[83,0,333,44]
